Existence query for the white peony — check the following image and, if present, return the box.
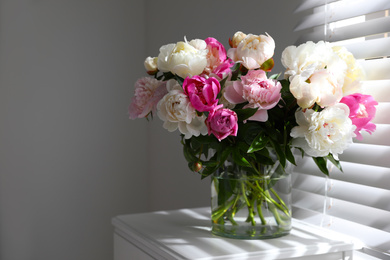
[290,69,343,108]
[157,80,207,138]
[157,38,208,78]
[281,41,348,108]
[144,56,158,74]
[291,104,356,160]
[227,33,275,70]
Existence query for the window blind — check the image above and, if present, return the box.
[292,0,390,258]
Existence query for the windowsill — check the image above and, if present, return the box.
[112,207,363,260]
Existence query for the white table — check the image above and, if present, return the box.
[112,207,359,260]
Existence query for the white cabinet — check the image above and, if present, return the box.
[112,207,359,260]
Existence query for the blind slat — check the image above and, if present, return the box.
[294,158,390,190]
[360,58,390,81]
[295,0,338,13]
[293,173,390,211]
[340,37,390,59]
[293,189,390,232]
[295,0,390,31]
[296,16,390,44]
[361,80,390,102]
[356,124,390,146]
[372,102,390,124]
[339,143,390,167]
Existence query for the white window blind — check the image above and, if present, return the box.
[292,0,390,258]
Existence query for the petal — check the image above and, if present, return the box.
[248,109,268,122]
[223,82,245,104]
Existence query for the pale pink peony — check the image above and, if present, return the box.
[290,69,344,109]
[340,93,377,140]
[206,105,238,141]
[128,77,167,119]
[223,70,281,122]
[227,33,275,70]
[183,75,221,112]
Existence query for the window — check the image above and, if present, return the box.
[292,0,390,258]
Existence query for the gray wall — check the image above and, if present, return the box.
[0,1,299,259]
[0,1,149,260]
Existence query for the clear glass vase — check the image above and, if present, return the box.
[210,157,293,239]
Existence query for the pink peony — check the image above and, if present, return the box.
[128,77,167,119]
[203,37,234,79]
[205,37,227,64]
[223,70,281,122]
[212,59,234,80]
[340,93,378,140]
[206,105,238,141]
[183,75,221,112]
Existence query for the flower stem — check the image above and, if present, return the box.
[241,182,256,226]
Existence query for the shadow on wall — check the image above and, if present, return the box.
[0,1,300,260]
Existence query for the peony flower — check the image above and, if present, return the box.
[206,105,238,141]
[157,38,208,78]
[227,33,275,70]
[157,79,207,138]
[205,37,227,68]
[202,37,234,80]
[291,104,356,160]
[128,77,167,119]
[332,46,365,95]
[282,41,345,81]
[281,41,348,108]
[223,70,281,122]
[340,93,377,140]
[144,56,158,75]
[183,76,221,112]
[290,69,343,108]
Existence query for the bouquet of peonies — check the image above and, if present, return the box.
[128,31,377,238]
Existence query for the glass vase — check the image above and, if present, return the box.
[210,157,293,239]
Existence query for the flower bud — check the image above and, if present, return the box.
[229,31,247,48]
[192,162,203,172]
[144,56,158,75]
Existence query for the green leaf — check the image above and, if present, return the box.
[183,144,198,163]
[285,145,296,165]
[269,139,286,168]
[219,76,229,90]
[162,72,175,81]
[326,154,343,172]
[232,149,251,167]
[248,134,269,153]
[260,58,274,72]
[279,79,290,93]
[174,75,185,86]
[268,72,281,80]
[313,157,329,176]
[253,151,274,165]
[230,62,241,72]
[201,163,220,179]
[234,107,258,122]
[218,146,233,167]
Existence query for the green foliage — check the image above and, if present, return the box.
[181,75,302,179]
